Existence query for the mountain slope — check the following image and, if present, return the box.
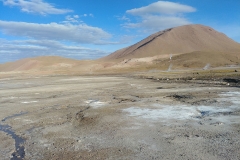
[103,24,240,60]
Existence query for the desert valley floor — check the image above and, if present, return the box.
[0,73,240,160]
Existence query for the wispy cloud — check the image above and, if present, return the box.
[124,15,191,32]
[117,15,130,22]
[126,1,196,15]
[63,15,82,24]
[0,39,109,63]
[0,17,116,63]
[0,15,132,63]
[1,0,73,15]
[123,1,196,33]
[62,14,94,24]
[0,20,111,44]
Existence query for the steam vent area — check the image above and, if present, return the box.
[0,24,240,160]
[0,72,240,159]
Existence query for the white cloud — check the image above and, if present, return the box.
[0,20,111,44]
[2,0,73,15]
[123,1,196,33]
[126,1,196,15]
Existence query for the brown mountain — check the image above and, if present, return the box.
[103,24,240,61]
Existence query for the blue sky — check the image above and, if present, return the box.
[0,0,239,63]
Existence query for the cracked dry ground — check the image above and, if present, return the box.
[0,76,239,160]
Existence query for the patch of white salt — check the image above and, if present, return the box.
[123,105,199,121]
[123,91,240,123]
[219,91,240,105]
[21,101,38,104]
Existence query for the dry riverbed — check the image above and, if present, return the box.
[0,75,239,160]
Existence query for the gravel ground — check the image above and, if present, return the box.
[0,75,239,160]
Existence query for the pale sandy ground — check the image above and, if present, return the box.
[0,75,239,160]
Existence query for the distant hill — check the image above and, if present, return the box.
[0,56,78,72]
[1,24,240,75]
[0,56,102,76]
[103,24,240,61]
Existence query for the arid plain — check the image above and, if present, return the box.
[0,24,240,160]
[0,69,240,160]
